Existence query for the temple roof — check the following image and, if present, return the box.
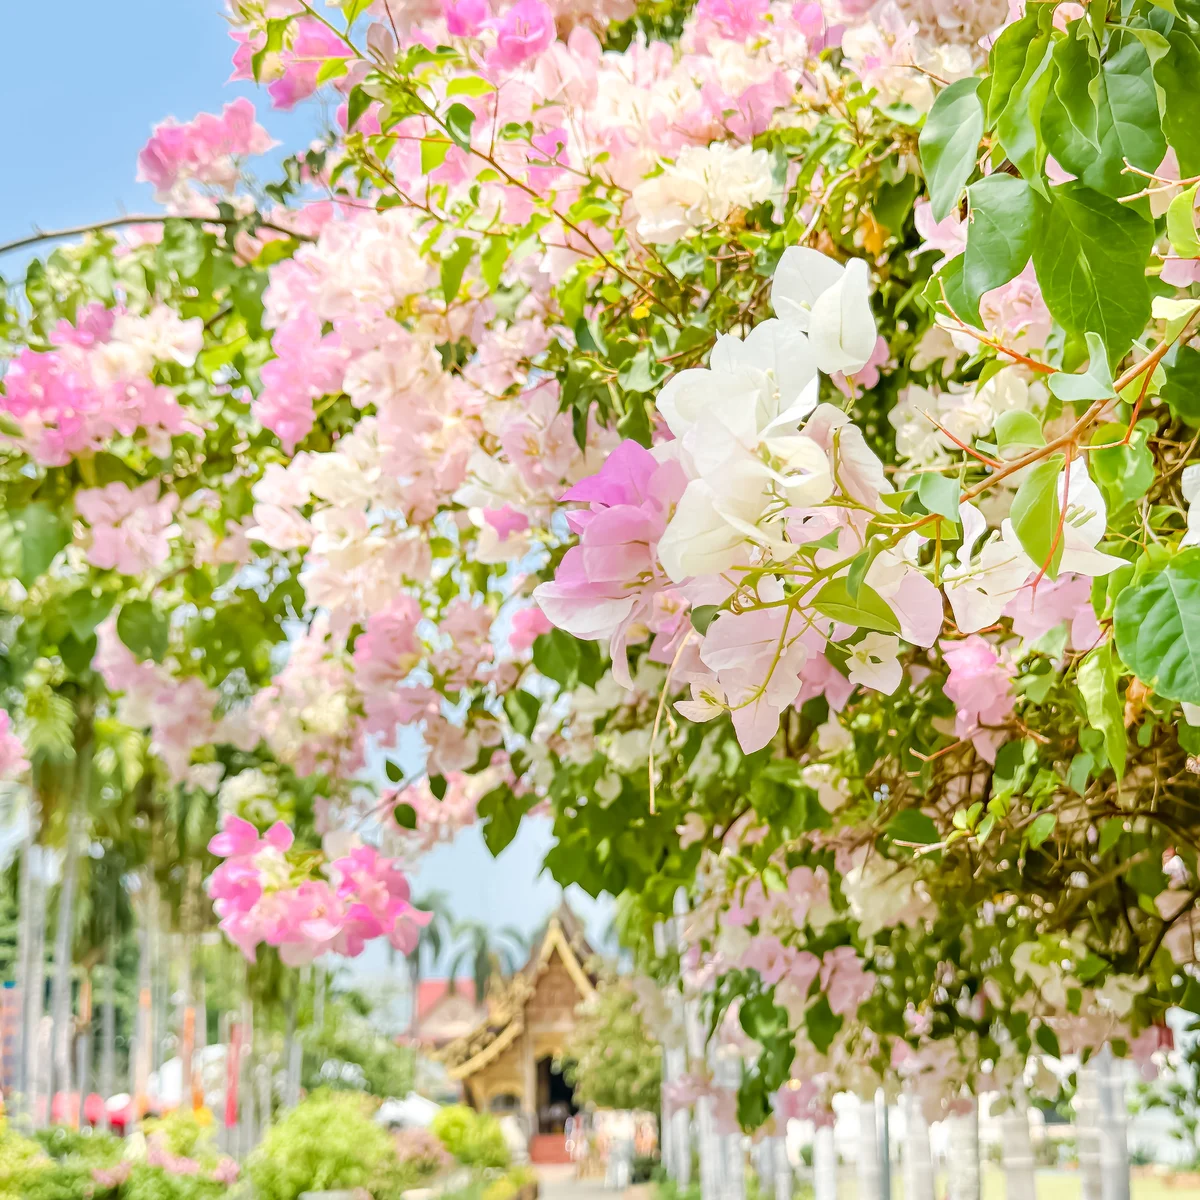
[440,902,598,1081]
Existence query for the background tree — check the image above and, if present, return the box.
[560,976,662,1114]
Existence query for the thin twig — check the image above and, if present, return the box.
[0,214,313,257]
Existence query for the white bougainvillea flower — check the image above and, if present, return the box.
[943,502,1033,633]
[1181,463,1200,546]
[999,466,1125,577]
[846,632,903,695]
[657,469,767,582]
[770,246,877,375]
[657,319,817,450]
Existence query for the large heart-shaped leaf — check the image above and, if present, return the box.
[1114,550,1200,703]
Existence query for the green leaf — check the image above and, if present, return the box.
[384,759,404,784]
[446,76,496,97]
[393,803,418,830]
[812,579,901,636]
[1048,23,1100,150]
[445,103,475,148]
[116,600,168,664]
[1089,420,1154,513]
[62,589,115,641]
[477,784,533,855]
[1077,644,1127,779]
[421,136,452,174]
[805,994,843,1055]
[962,175,1037,317]
[15,503,70,588]
[1167,184,1200,259]
[480,236,508,291]
[315,57,350,85]
[994,24,1054,187]
[345,85,372,131]
[1181,977,1200,1015]
[440,236,474,304]
[1031,184,1155,364]
[1046,39,1165,200]
[1162,345,1200,425]
[1027,811,1057,849]
[1098,819,1124,856]
[1047,332,1115,404]
[916,473,961,523]
[691,605,719,635]
[1009,455,1065,578]
[1156,28,1200,177]
[252,16,291,82]
[504,689,541,738]
[1114,549,1200,703]
[532,628,581,688]
[919,78,984,223]
[1034,1022,1061,1058]
[887,808,939,846]
[995,410,1046,451]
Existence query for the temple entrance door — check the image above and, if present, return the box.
[535,1055,577,1134]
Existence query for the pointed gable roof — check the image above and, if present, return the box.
[439,903,598,1082]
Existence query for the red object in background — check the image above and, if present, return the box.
[49,1092,80,1126]
[530,1134,572,1165]
[83,1093,106,1125]
[225,1023,243,1129]
[106,1097,134,1132]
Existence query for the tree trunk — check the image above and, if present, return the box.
[1098,1048,1131,1200]
[132,884,154,1127]
[284,982,301,1110]
[237,995,254,1158]
[49,798,85,1112]
[13,807,38,1122]
[25,849,48,1128]
[812,1122,838,1200]
[75,973,91,1129]
[901,1086,935,1200]
[98,950,116,1132]
[946,1099,981,1200]
[1001,1087,1037,1200]
[856,1092,882,1200]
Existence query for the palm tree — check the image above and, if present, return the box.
[405,890,453,1034]
[446,919,527,1005]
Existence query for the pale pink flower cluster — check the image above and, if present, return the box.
[76,481,179,576]
[207,813,430,965]
[93,619,251,782]
[941,635,1015,763]
[249,618,364,779]
[0,711,28,782]
[537,249,944,752]
[137,98,275,203]
[1,304,201,467]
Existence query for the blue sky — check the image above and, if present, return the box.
[1,1,611,959]
[0,0,317,254]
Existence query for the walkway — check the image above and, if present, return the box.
[535,1165,640,1200]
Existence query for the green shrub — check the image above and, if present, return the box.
[15,1160,97,1200]
[34,1125,123,1169]
[482,1164,537,1200]
[430,1105,509,1170]
[248,1090,419,1200]
[0,1121,49,1200]
[120,1163,227,1200]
